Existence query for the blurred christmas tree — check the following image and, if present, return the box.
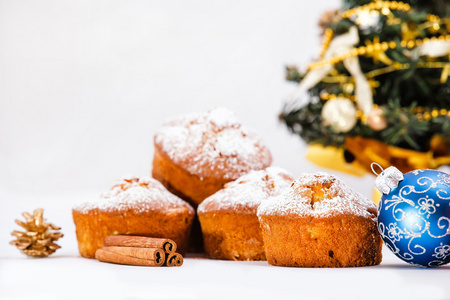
[280,0,450,174]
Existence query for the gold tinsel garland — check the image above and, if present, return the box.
[309,0,450,123]
[320,92,450,122]
[341,0,411,19]
[309,35,450,70]
[299,0,450,174]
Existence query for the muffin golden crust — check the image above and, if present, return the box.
[198,167,294,261]
[152,107,272,206]
[72,177,195,258]
[257,172,382,267]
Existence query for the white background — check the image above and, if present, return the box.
[3,1,448,299]
[0,0,382,195]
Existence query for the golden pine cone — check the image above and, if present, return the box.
[10,208,63,257]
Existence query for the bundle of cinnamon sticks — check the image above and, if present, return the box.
[95,235,183,267]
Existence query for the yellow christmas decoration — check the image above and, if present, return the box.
[364,37,393,65]
[306,144,367,176]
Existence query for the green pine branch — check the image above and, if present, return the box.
[280,0,450,155]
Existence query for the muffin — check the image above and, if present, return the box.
[198,167,294,261]
[257,172,382,267]
[72,177,195,258]
[152,107,272,207]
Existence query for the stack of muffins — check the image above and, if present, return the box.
[73,107,382,267]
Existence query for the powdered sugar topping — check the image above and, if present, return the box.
[207,107,240,129]
[73,177,194,214]
[257,172,377,219]
[154,108,272,179]
[198,167,294,214]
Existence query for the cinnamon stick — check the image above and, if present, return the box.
[166,253,183,267]
[104,235,176,253]
[95,247,165,267]
[102,246,165,263]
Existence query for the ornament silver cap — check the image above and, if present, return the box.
[371,163,404,194]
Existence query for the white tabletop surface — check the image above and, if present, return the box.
[1,191,450,300]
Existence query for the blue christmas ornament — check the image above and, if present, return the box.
[373,164,450,267]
